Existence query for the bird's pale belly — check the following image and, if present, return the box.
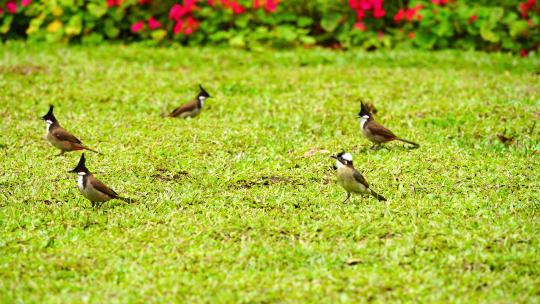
[46,133,74,151]
[362,128,390,144]
[179,108,200,118]
[78,180,110,202]
[337,170,368,194]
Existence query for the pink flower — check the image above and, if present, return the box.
[520,49,528,57]
[207,0,215,5]
[6,1,17,13]
[173,20,183,34]
[21,0,32,7]
[354,22,366,32]
[264,0,279,12]
[169,3,186,20]
[253,0,261,9]
[148,17,161,29]
[139,0,151,4]
[377,31,384,40]
[0,7,3,14]
[130,21,144,33]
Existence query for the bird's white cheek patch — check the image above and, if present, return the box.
[77,172,86,176]
[77,175,85,190]
[46,120,53,132]
[360,116,369,129]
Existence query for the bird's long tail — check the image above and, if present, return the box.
[82,146,100,154]
[369,189,387,201]
[396,137,419,149]
[116,196,134,203]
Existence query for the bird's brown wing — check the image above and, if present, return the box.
[52,127,82,144]
[367,120,397,140]
[169,100,198,117]
[90,177,119,198]
[353,170,370,188]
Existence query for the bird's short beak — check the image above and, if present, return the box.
[330,155,338,159]
[40,116,46,120]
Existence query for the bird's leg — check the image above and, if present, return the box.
[56,150,65,156]
[370,144,381,151]
[341,192,351,204]
[91,201,96,208]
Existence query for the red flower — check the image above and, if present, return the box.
[520,49,528,57]
[431,0,448,5]
[229,1,245,14]
[0,7,3,14]
[207,0,215,5]
[131,21,145,33]
[139,0,151,4]
[408,31,415,39]
[354,22,366,32]
[183,16,199,35]
[264,0,279,12]
[356,9,365,20]
[520,3,528,18]
[21,0,32,7]
[173,20,183,34]
[468,14,477,24]
[253,0,261,9]
[107,0,121,8]
[394,9,405,22]
[148,17,161,29]
[6,1,17,13]
[373,8,385,19]
[349,0,361,10]
[377,31,384,40]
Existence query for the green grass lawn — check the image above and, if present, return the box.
[1,43,539,303]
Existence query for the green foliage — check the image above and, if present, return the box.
[0,1,538,50]
[0,43,539,302]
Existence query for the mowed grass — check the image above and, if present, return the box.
[0,42,539,303]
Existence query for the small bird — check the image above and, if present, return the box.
[168,84,211,118]
[69,154,132,207]
[358,102,419,150]
[331,151,386,203]
[41,105,99,156]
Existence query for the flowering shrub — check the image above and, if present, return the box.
[0,0,538,55]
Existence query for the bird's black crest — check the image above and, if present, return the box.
[198,84,211,98]
[359,102,371,117]
[41,104,56,121]
[71,153,89,173]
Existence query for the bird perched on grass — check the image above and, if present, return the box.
[41,105,99,156]
[167,84,211,118]
[331,151,386,203]
[69,154,132,207]
[358,102,419,150]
